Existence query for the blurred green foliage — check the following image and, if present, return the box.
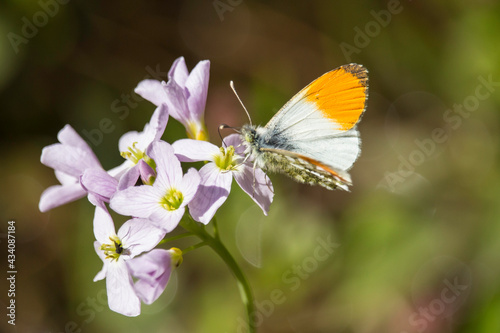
[2,1,500,332]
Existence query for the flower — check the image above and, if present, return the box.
[135,57,210,141]
[92,203,167,316]
[172,134,274,224]
[80,168,118,204]
[80,159,156,205]
[110,103,169,184]
[110,141,201,233]
[128,248,182,305]
[39,124,103,212]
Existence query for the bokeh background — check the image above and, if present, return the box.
[2,1,500,332]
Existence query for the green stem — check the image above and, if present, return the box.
[212,216,220,240]
[159,232,194,245]
[180,216,256,333]
[182,241,207,254]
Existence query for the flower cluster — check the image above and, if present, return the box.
[39,57,274,316]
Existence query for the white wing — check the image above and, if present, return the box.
[260,63,368,171]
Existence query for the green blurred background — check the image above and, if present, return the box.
[2,0,500,332]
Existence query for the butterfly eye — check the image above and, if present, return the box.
[248,127,257,139]
[245,131,255,143]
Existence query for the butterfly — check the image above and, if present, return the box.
[238,63,368,191]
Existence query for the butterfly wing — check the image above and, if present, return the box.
[260,63,368,174]
[259,147,352,190]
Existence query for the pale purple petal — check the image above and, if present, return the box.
[114,161,150,189]
[46,125,101,172]
[233,164,274,215]
[189,163,232,224]
[118,130,142,153]
[119,103,168,152]
[128,249,173,304]
[39,122,102,213]
[57,124,92,151]
[87,193,103,207]
[149,141,183,188]
[168,57,189,86]
[137,160,156,185]
[118,219,166,257]
[107,161,133,180]
[149,207,185,233]
[163,79,190,125]
[93,204,116,244]
[117,164,141,191]
[93,241,107,282]
[185,60,210,119]
[81,168,118,203]
[224,134,246,156]
[110,185,160,219]
[54,170,77,186]
[41,144,101,177]
[141,104,169,146]
[179,167,201,206]
[93,267,106,282]
[106,260,141,317]
[114,102,168,187]
[134,79,168,107]
[39,183,86,212]
[172,139,218,162]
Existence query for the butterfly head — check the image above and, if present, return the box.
[239,123,259,158]
[241,124,257,144]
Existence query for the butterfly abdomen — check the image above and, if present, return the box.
[258,149,348,190]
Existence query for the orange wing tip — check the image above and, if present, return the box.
[342,63,368,87]
[304,64,369,131]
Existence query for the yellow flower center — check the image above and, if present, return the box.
[120,142,157,178]
[160,188,184,211]
[121,142,144,164]
[100,235,126,261]
[213,146,238,171]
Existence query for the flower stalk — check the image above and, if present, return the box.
[180,216,256,333]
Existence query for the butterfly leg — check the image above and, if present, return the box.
[252,161,257,198]
[265,174,274,194]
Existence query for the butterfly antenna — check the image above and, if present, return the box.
[218,124,229,147]
[230,80,252,126]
